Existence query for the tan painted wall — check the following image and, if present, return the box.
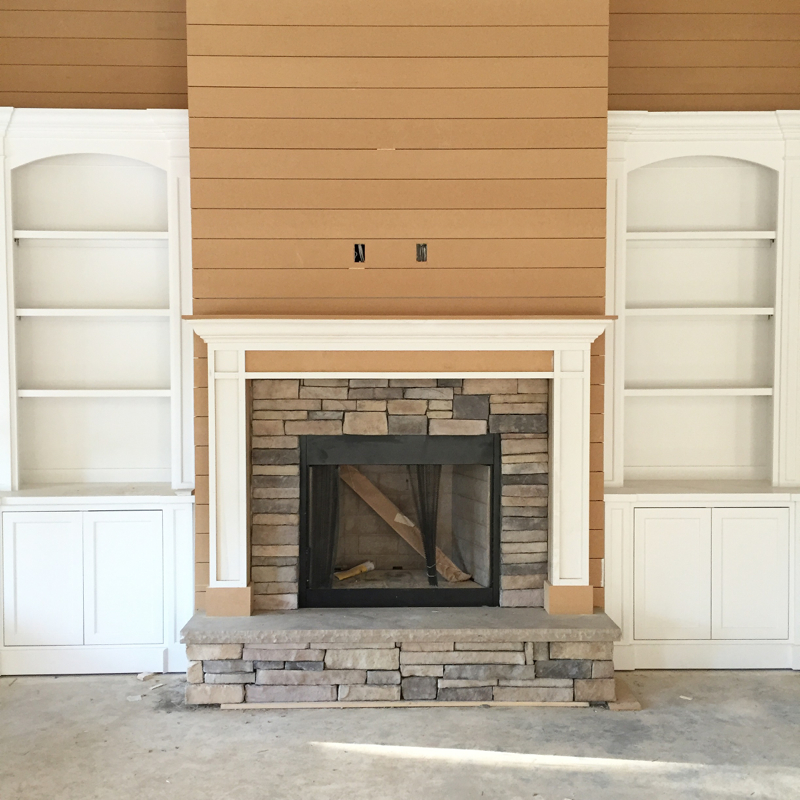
[609,0,800,111]
[0,1,187,109]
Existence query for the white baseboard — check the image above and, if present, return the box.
[614,642,797,670]
[0,646,167,675]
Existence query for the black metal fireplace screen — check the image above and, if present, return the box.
[299,435,501,608]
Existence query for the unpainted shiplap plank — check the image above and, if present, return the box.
[190,149,607,180]
[186,25,610,58]
[0,91,188,107]
[190,209,606,239]
[187,56,608,89]
[186,0,610,27]
[188,118,607,151]
[610,40,800,68]
[611,0,800,13]
[0,1,185,10]
[191,238,607,271]
[188,87,610,119]
[609,94,800,111]
[0,64,187,94]
[0,38,188,67]
[0,10,187,38]
[610,14,800,41]
[190,179,607,211]
[610,67,800,95]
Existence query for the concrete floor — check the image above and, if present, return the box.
[1,671,798,800]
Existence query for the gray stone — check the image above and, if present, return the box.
[252,498,299,514]
[308,411,344,420]
[203,660,254,674]
[186,661,203,684]
[348,388,403,400]
[252,449,300,466]
[497,679,573,688]
[252,594,298,611]
[462,378,517,395]
[501,516,549,531]
[299,386,348,399]
[256,669,366,685]
[490,415,547,434]
[285,661,324,671]
[186,684,244,705]
[453,642,522,651]
[500,589,544,607]
[536,659,592,680]
[501,575,546,591]
[533,641,550,661]
[493,687,573,702]
[253,661,285,669]
[302,379,349,386]
[592,660,615,679]
[251,566,297,583]
[400,650,525,666]
[403,388,453,400]
[550,642,614,661]
[437,378,463,388]
[325,648,399,670]
[367,671,401,685]
[243,648,323,661]
[252,380,299,400]
[284,420,342,435]
[204,673,255,684]
[401,642,454,652]
[251,436,298,450]
[574,679,616,702]
[312,642,396,649]
[245,685,336,703]
[400,665,444,678]
[342,412,388,435]
[453,394,489,420]
[429,419,487,436]
[443,664,538,681]
[390,379,437,388]
[338,685,401,701]
[437,680,496,688]
[350,379,389,388]
[401,677,437,700]
[438,686,493,701]
[252,475,300,489]
[388,415,428,434]
[501,562,548,576]
[387,399,428,415]
[185,644,242,661]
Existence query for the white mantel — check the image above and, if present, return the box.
[192,318,609,614]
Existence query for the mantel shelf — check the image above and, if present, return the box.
[16,308,171,317]
[624,388,774,397]
[13,230,169,240]
[17,389,172,398]
[626,231,776,241]
[626,307,775,317]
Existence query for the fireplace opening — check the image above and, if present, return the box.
[299,435,501,607]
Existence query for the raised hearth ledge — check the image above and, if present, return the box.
[182,607,621,645]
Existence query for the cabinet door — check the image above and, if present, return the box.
[712,508,790,640]
[83,511,164,645]
[2,512,84,646]
[634,508,712,640]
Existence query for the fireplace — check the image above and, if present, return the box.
[300,434,501,607]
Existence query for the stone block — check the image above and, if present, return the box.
[343,412,388,435]
[252,498,299,515]
[348,388,403,399]
[251,526,299,546]
[550,642,614,661]
[387,399,428,415]
[253,380,299,400]
[429,419,487,436]
[463,378,517,395]
[501,575,546,591]
[350,379,389,388]
[312,642,396,649]
[453,642,522,651]
[401,677,437,700]
[502,516,548,531]
[186,644,243,661]
[246,685,336,703]
[533,642,550,661]
[452,394,489,420]
[536,659,592,680]
[367,670,401,685]
[186,661,203,684]
[252,420,286,436]
[490,415,547,434]
[338,685,401,701]
[356,400,387,412]
[499,589,544,607]
[203,660,254,674]
[501,438,548,455]
[428,400,453,411]
[252,449,300,467]
[492,403,547,415]
[245,642,309,650]
[256,669,366,685]
[502,473,548,486]
[322,399,357,411]
[437,378,463,388]
[284,420,343,435]
[524,642,534,664]
[400,665,444,678]
[253,486,300,499]
[251,436,298,450]
[502,542,548,553]
[253,661,285,670]
[401,642,453,652]
[325,648,399,670]
[517,379,548,393]
[204,672,255,684]
[437,679,497,688]
[302,379,349,387]
[493,687,573,702]
[501,530,548,545]
[497,679,572,688]
[388,415,428,435]
[574,679,616,702]
[186,684,244,705]
[309,411,344,420]
[243,648,323,661]
[251,565,297,583]
[285,661,324,671]
[253,410,308,420]
[400,651,525,666]
[252,465,300,476]
[592,661,615,679]
[443,664,538,681]
[252,582,298,596]
[426,410,453,419]
[438,686,493,701]
[390,378,437,387]
[300,386,348,399]
[404,388,453,400]
[252,513,300,526]
[501,562,548,576]
[252,474,300,489]
[252,545,299,558]
[254,399,320,411]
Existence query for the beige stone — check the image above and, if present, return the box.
[313,642,396,649]
[438,679,497,688]
[501,553,547,564]
[253,410,308,420]
[574,679,616,702]
[387,399,428,415]
[253,582,298,595]
[426,411,453,419]
[453,642,523,651]
[491,403,547,414]
[497,679,572,688]
[400,651,525,666]
[524,642,534,665]
[502,575,546,591]
[186,684,244,705]
[256,669,366,685]
[343,412,388,435]
[185,644,242,661]
[429,419,487,436]
[243,642,309,650]
[550,642,614,661]
[243,648,323,661]
[428,400,453,411]
[246,685,336,703]
[252,488,300,499]
[499,589,544,607]
[251,465,300,475]
[186,661,204,684]
[252,594,297,611]
[322,399,357,411]
[251,545,299,558]
[284,420,342,435]
[338,685,401,701]
[502,463,547,474]
[255,399,320,410]
[592,661,615,679]
[252,436,298,449]
[251,526,298,546]
[501,438,548,455]
[251,565,297,583]
[204,673,255,684]
[252,380,299,400]
[401,642,453,652]
[502,453,548,464]
[400,665,444,677]
[502,542,548,553]
[463,378,517,395]
[517,379,548,393]
[252,420,285,436]
[356,400,387,411]
[252,513,299,526]
[325,648,400,671]
[493,687,573,702]
[299,386,348,399]
[502,484,548,496]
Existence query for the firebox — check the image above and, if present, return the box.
[299,435,501,608]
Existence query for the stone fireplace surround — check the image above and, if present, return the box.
[183,318,620,706]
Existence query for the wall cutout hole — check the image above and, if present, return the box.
[354,244,366,263]
[416,243,427,262]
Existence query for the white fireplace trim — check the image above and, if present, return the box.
[192,318,609,594]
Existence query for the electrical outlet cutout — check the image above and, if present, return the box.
[416,243,427,262]
[354,244,366,263]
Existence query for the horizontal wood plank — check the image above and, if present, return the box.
[610,66,800,95]
[186,25,610,58]
[189,118,607,151]
[187,87,610,119]
[191,209,606,239]
[608,93,800,111]
[610,40,800,68]
[610,14,800,41]
[193,267,604,299]
[0,38,188,67]
[0,91,187,107]
[187,56,607,89]
[187,0,610,27]
[610,0,800,13]
[191,238,606,270]
[189,149,607,180]
[0,64,187,94]
[0,1,185,10]
[0,10,187,38]
[190,179,606,211]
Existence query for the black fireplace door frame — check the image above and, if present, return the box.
[299,434,502,608]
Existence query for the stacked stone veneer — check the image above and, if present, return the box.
[185,638,615,705]
[250,377,549,610]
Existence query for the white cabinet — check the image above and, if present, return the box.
[634,508,712,640]
[712,508,789,640]
[2,512,84,646]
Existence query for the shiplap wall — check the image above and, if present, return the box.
[0,1,187,109]
[187,0,609,611]
[609,0,800,111]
